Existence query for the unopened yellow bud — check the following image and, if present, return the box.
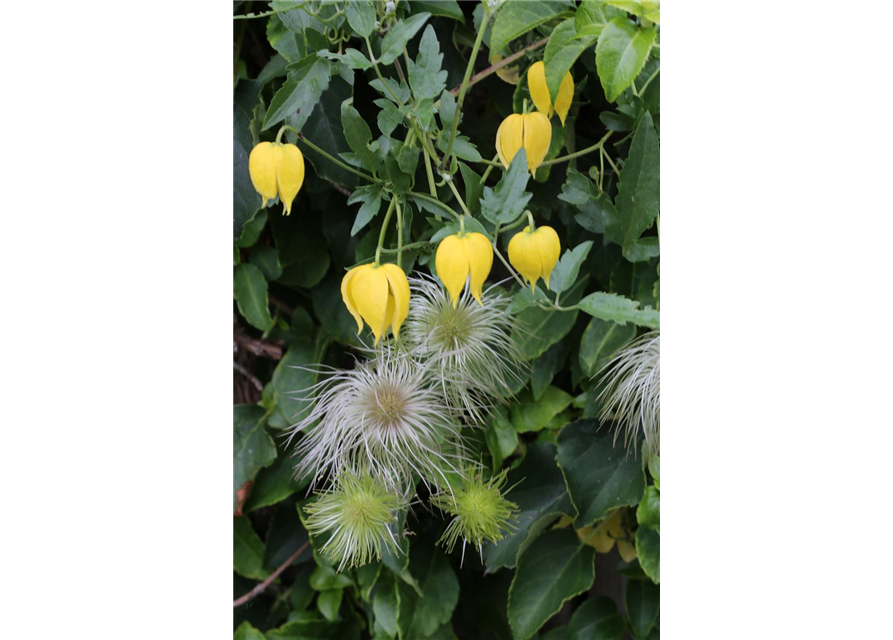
[495,112,552,174]
[434,231,493,307]
[248,141,305,215]
[507,224,560,292]
[527,61,574,125]
[341,262,410,344]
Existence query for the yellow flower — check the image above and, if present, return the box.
[341,262,410,344]
[435,232,493,307]
[527,61,574,125]
[507,225,560,292]
[248,141,305,216]
[490,52,521,85]
[495,112,552,174]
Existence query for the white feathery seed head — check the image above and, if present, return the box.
[403,275,525,422]
[596,331,660,462]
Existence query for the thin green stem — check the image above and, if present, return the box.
[443,4,490,163]
[282,126,378,183]
[472,158,503,168]
[639,65,660,95]
[479,154,500,184]
[492,243,527,290]
[525,210,535,231]
[446,178,471,217]
[603,148,621,175]
[375,197,398,265]
[365,36,406,107]
[407,191,463,222]
[501,210,530,233]
[379,240,433,254]
[541,131,614,167]
[395,197,404,268]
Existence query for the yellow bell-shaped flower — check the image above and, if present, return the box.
[341,262,410,344]
[248,141,305,216]
[527,61,574,125]
[495,112,552,174]
[434,231,494,307]
[507,225,561,292]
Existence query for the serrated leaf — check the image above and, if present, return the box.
[636,527,660,583]
[608,111,659,259]
[458,162,484,216]
[408,25,448,100]
[564,596,626,639]
[379,13,431,65]
[508,286,550,314]
[341,99,379,171]
[413,0,463,20]
[263,55,333,130]
[579,317,637,378]
[575,0,625,37]
[491,2,568,55]
[345,0,375,38]
[543,18,597,102]
[480,148,532,226]
[511,276,586,360]
[556,419,646,525]
[348,185,383,236]
[558,168,614,234]
[578,291,660,329]
[549,240,593,293]
[234,263,274,331]
[234,515,270,580]
[508,529,595,640]
[233,404,277,512]
[437,132,482,162]
[483,443,574,570]
[595,17,656,102]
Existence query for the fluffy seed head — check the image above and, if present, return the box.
[303,470,403,571]
[596,331,660,462]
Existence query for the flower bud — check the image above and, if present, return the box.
[527,61,574,125]
[507,225,560,292]
[248,141,305,215]
[495,112,551,174]
[434,231,493,307]
[341,262,410,344]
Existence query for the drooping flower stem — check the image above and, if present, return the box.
[445,178,472,217]
[375,197,398,265]
[396,197,404,268]
[525,210,536,231]
[278,125,378,183]
[541,131,614,167]
[406,191,463,222]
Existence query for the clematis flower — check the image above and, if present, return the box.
[341,262,410,344]
[507,225,561,292]
[527,61,574,125]
[495,112,552,174]
[248,141,305,215]
[434,232,494,307]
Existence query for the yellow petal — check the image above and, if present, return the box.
[522,112,552,173]
[276,143,305,216]
[435,234,470,307]
[527,61,553,118]
[495,114,524,169]
[248,142,278,207]
[577,524,616,553]
[491,52,520,85]
[617,539,638,563]
[340,265,366,334]
[533,226,561,288]
[464,232,493,305]
[554,71,574,126]
[380,263,410,339]
[350,265,389,344]
[507,226,543,292]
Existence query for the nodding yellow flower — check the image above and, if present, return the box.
[434,232,494,307]
[527,61,574,126]
[495,112,551,174]
[507,225,561,292]
[248,141,305,215]
[341,262,410,344]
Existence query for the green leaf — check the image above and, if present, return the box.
[267,338,322,429]
[508,529,596,640]
[484,406,519,470]
[637,486,660,531]
[578,316,637,377]
[265,617,361,640]
[578,291,660,329]
[263,497,310,571]
[626,578,659,639]
[348,185,383,236]
[413,0,463,20]
[607,111,659,259]
[556,419,646,525]
[480,148,532,226]
[491,1,568,55]
[437,133,482,162]
[408,25,448,100]
[549,240,592,293]
[338,47,373,70]
[310,564,354,591]
[557,168,614,234]
[234,404,277,511]
[372,577,399,637]
[483,442,574,570]
[234,515,269,580]
[543,18,597,102]
[341,99,379,172]
[508,286,550,314]
[234,117,262,241]
[263,55,333,130]
[396,543,459,640]
[566,596,627,640]
[298,78,359,187]
[458,162,484,216]
[379,13,431,65]
[595,17,656,102]
[317,589,343,622]
[249,243,282,280]
[312,273,363,346]
[636,527,660,583]
[267,14,306,64]
[234,621,266,640]
[649,456,660,490]
[530,340,567,400]
[510,275,587,360]
[604,1,646,16]
[233,264,273,331]
[271,212,331,288]
[345,0,375,38]
[236,209,268,248]
[575,0,625,37]
[511,386,573,433]
[375,99,404,136]
[244,442,311,512]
